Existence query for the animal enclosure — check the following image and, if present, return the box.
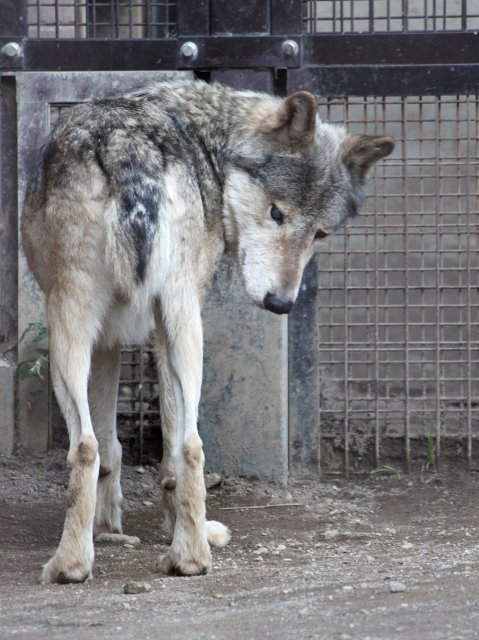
[0,0,478,479]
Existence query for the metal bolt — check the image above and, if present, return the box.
[281,39,299,57]
[1,42,22,59]
[180,41,198,60]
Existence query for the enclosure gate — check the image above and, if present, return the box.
[1,1,478,479]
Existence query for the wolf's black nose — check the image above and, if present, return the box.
[263,292,294,315]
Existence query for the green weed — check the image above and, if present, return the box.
[18,322,49,382]
[370,465,403,480]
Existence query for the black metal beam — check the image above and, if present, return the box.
[210,0,270,35]
[21,39,178,71]
[177,35,300,68]
[0,31,478,80]
[303,32,479,66]
[0,0,27,37]
[176,0,209,36]
[288,64,479,97]
[0,75,18,358]
[271,0,303,35]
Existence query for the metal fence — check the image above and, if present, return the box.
[317,94,479,474]
[303,0,479,33]
[26,0,177,38]
[1,0,478,477]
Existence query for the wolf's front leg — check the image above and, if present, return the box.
[154,295,229,576]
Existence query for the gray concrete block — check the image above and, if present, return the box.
[200,255,288,484]
[0,359,15,456]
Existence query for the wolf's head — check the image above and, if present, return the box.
[223,91,394,314]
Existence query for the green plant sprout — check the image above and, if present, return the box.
[370,465,403,480]
[18,322,49,382]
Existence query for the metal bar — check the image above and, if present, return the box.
[402,97,411,472]
[373,97,380,467]
[465,95,474,468]
[210,0,269,35]
[287,66,479,98]
[177,35,301,69]
[303,32,479,65]
[176,0,209,36]
[271,0,303,34]
[434,97,442,466]
[0,75,18,361]
[0,0,27,37]
[19,38,178,70]
[343,175,350,478]
[287,257,320,478]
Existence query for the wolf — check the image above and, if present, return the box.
[21,80,394,583]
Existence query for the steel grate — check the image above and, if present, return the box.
[303,0,479,33]
[317,95,479,474]
[27,0,177,38]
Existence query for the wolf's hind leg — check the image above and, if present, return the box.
[154,322,178,542]
[154,322,230,551]
[41,303,99,584]
[153,290,230,577]
[89,345,124,538]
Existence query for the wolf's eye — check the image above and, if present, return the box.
[314,229,328,240]
[270,204,284,225]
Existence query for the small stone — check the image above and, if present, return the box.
[339,634,352,640]
[323,529,340,540]
[136,466,146,474]
[254,556,264,562]
[298,608,309,616]
[401,542,414,550]
[253,547,269,555]
[123,543,135,549]
[285,492,294,503]
[343,585,353,592]
[142,500,154,507]
[205,473,222,489]
[123,581,152,594]
[389,581,406,593]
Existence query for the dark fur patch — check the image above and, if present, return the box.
[57,570,89,584]
[77,438,98,466]
[67,485,81,509]
[119,181,161,282]
[98,464,111,479]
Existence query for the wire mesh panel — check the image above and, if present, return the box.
[317,95,479,474]
[303,0,479,33]
[27,0,177,38]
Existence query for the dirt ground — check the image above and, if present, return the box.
[1,452,479,640]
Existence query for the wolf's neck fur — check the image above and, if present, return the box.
[129,80,277,179]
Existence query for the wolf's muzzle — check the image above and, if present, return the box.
[263,292,294,315]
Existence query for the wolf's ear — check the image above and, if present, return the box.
[343,135,395,183]
[260,91,317,148]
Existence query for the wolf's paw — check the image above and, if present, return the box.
[41,550,93,585]
[155,544,212,576]
[206,520,231,548]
